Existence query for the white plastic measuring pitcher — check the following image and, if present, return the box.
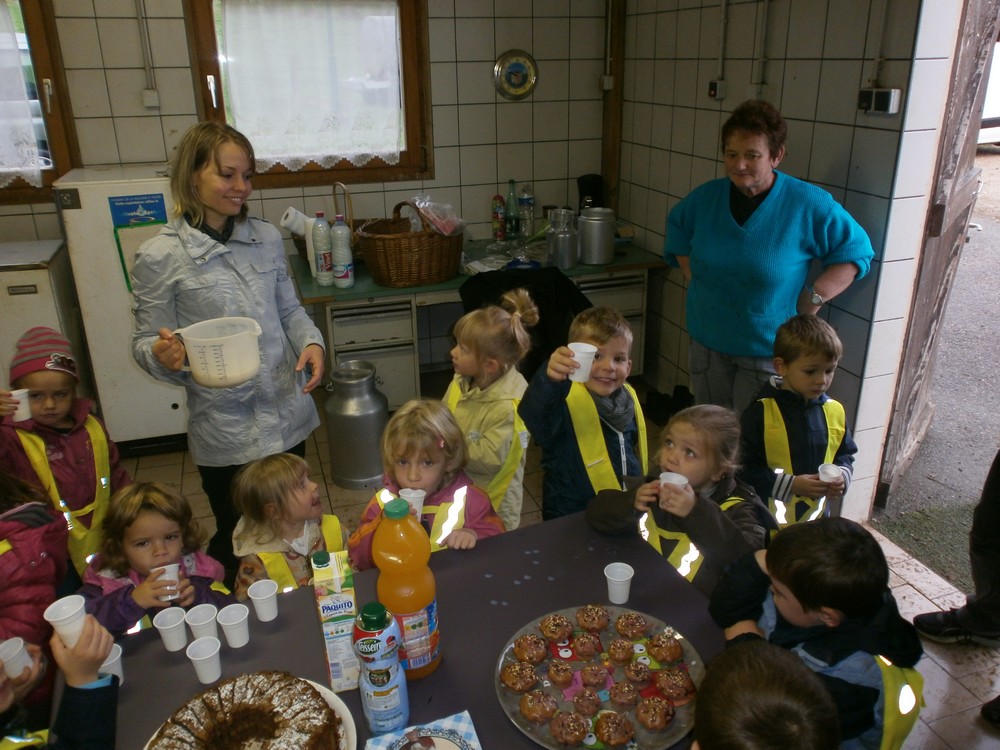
[174,317,262,388]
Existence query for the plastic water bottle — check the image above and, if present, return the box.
[313,211,334,286]
[353,601,409,734]
[372,497,442,679]
[331,214,354,289]
[518,186,535,239]
[505,179,520,239]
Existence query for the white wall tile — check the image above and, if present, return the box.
[93,0,135,15]
[881,0,920,60]
[780,60,821,121]
[65,69,112,118]
[785,0,830,59]
[816,60,865,125]
[534,101,569,141]
[457,61,494,104]
[873,258,917,322]
[865,318,906,377]
[842,475,876,521]
[153,68,197,116]
[106,68,152,117]
[569,60,605,102]
[428,18,457,62]
[145,18,189,68]
[823,0,869,59]
[854,372,897,432]
[458,103,497,145]
[537,60,570,102]
[459,145,498,185]
[848,127,899,197]
[96,18,143,68]
[532,139,569,181]
[496,101,530,143]
[54,0,95,17]
[913,0,962,60]
[882,196,928,263]
[892,128,940,200]
[495,18,532,56]
[844,191,889,259]
[76,117,120,164]
[828,309,869,376]
[57,18,104,68]
[903,59,949,132]
[433,105,460,147]
[569,99,603,140]
[114,116,167,163]
[570,17,605,59]
[455,18,494,61]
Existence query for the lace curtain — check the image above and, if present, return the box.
[220,0,403,171]
[0,2,41,188]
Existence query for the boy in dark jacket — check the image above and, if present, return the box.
[519,307,646,519]
[710,517,923,749]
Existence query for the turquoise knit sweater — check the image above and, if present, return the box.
[664,171,874,357]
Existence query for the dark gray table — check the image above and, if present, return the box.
[116,511,724,749]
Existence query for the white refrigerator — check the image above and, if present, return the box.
[54,165,188,446]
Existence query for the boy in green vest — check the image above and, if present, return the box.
[738,314,857,526]
[518,307,647,519]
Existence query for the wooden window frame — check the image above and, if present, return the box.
[1,0,80,206]
[183,0,434,189]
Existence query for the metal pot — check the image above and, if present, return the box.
[577,208,615,265]
[325,360,389,489]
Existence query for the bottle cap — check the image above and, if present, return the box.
[360,601,389,630]
[335,214,344,221]
[383,497,410,519]
[316,210,325,218]
[312,550,331,567]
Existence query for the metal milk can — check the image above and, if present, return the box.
[325,360,389,489]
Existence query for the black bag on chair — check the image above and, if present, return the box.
[458,267,593,378]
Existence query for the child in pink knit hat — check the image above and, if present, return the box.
[1,327,132,591]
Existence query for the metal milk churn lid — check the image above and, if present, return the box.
[325,360,389,489]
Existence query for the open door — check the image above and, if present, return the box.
[877,1,1000,507]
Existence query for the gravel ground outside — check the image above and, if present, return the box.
[870,146,1000,593]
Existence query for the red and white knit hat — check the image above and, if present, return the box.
[9,326,78,384]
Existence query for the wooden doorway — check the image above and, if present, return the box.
[877,1,1000,507]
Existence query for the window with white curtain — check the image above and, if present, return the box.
[189,0,432,187]
[1,0,43,188]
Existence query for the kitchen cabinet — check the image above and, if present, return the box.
[295,244,663,409]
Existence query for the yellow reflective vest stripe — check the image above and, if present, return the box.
[376,486,469,553]
[642,498,742,582]
[1,730,49,748]
[444,381,526,514]
[566,382,648,493]
[874,654,924,750]
[16,417,111,576]
[258,515,344,592]
[761,398,844,526]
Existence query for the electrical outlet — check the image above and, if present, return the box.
[858,88,901,115]
[142,89,160,108]
[708,80,727,100]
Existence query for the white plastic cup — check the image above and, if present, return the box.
[247,579,279,622]
[186,637,221,684]
[43,595,86,648]
[605,562,635,605]
[152,607,188,652]
[185,604,218,641]
[151,563,181,602]
[0,638,33,679]
[217,603,250,649]
[819,463,841,483]
[659,471,688,487]
[399,488,426,518]
[99,643,124,685]
[10,388,31,422]
[568,342,598,383]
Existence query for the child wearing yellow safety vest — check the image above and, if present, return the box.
[0,327,132,589]
[738,314,857,527]
[232,453,347,600]
[710,518,924,750]
[443,288,537,531]
[348,400,505,571]
[587,405,774,598]
[80,483,233,636]
[519,307,646,520]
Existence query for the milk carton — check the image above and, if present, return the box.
[311,550,360,692]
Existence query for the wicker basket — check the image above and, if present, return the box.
[356,200,463,288]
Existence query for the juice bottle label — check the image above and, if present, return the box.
[354,607,408,733]
[393,599,440,671]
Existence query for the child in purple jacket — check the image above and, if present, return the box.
[79,482,232,636]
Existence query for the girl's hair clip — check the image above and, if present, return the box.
[437,437,445,449]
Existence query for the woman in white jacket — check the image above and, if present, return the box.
[130,122,325,578]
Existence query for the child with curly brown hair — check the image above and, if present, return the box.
[78,482,232,636]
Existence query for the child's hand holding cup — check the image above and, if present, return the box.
[151,563,181,601]
[567,342,598,382]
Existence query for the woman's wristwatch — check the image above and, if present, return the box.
[807,286,824,306]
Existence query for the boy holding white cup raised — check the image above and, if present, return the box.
[519,307,647,520]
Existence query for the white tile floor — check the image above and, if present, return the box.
[119,389,1000,749]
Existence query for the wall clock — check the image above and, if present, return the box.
[494,49,538,100]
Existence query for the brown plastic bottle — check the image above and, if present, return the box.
[372,497,442,679]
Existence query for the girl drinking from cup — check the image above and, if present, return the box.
[348,399,506,570]
[586,405,775,597]
[444,288,538,531]
[230,453,347,601]
[79,483,233,636]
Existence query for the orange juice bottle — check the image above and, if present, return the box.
[371,497,441,679]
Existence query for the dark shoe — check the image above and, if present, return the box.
[982,694,1000,729]
[913,609,1000,648]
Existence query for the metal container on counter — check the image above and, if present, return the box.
[577,207,616,265]
[325,360,389,489]
[546,208,578,270]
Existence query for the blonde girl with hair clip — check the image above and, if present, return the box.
[444,288,539,530]
[348,399,506,570]
[79,482,233,636]
[230,453,347,600]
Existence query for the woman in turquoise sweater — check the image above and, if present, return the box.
[664,100,874,413]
